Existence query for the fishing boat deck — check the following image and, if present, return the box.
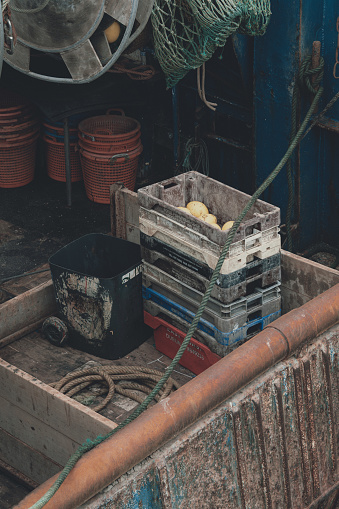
[0,268,195,508]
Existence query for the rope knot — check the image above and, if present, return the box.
[298,55,325,95]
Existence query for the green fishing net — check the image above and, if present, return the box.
[151,0,271,88]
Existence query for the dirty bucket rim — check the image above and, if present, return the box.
[48,233,142,281]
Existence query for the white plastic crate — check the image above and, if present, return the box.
[138,171,280,244]
[140,216,281,274]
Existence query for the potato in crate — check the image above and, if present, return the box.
[138,171,281,275]
[138,171,280,243]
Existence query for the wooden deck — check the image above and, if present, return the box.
[0,185,338,507]
[0,269,194,508]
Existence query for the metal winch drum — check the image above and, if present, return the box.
[2,0,154,83]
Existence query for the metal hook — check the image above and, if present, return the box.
[3,15,14,55]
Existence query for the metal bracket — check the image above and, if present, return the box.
[4,15,14,55]
[109,153,129,164]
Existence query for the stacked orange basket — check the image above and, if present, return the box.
[43,121,82,182]
[78,109,142,204]
[0,89,40,188]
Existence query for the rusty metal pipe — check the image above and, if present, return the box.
[15,284,339,509]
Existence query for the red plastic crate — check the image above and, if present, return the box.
[144,311,221,375]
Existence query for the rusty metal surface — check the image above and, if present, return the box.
[15,283,339,508]
[316,116,339,134]
[84,327,339,508]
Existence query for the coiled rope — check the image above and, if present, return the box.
[51,366,180,413]
[29,59,324,509]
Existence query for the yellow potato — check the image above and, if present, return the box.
[211,223,221,230]
[222,221,234,231]
[177,206,192,215]
[104,21,121,43]
[201,213,217,224]
[186,201,208,218]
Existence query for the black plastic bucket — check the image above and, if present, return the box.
[49,233,151,359]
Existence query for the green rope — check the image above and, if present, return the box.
[29,81,323,509]
[285,55,324,252]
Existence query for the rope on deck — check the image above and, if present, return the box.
[51,366,180,413]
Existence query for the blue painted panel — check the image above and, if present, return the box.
[254,0,301,228]
[254,0,339,250]
[115,468,163,509]
[298,0,327,249]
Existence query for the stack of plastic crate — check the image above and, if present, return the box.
[138,171,282,364]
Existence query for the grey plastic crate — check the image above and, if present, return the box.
[143,299,281,358]
[142,262,281,333]
[142,247,281,304]
[141,229,281,277]
[140,218,281,275]
[138,171,280,245]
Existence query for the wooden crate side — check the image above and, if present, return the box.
[0,396,82,467]
[281,251,339,313]
[0,359,117,447]
[0,281,57,340]
[110,185,140,244]
[0,428,62,484]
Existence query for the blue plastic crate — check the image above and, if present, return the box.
[142,286,281,345]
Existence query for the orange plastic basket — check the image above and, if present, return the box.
[80,142,143,204]
[0,89,30,114]
[0,105,36,124]
[43,121,78,137]
[78,130,141,154]
[43,135,83,183]
[0,132,39,188]
[0,121,40,139]
[78,109,141,149]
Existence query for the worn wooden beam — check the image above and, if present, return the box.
[0,428,62,485]
[110,184,140,244]
[0,281,57,341]
[0,318,48,349]
[0,359,118,483]
[281,250,339,313]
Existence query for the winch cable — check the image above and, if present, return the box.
[302,88,339,139]
[29,63,324,509]
[285,55,325,252]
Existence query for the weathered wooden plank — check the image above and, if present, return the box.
[281,250,339,313]
[259,378,286,508]
[0,428,62,485]
[309,343,337,491]
[0,281,57,340]
[125,222,140,245]
[277,365,306,505]
[236,396,267,508]
[1,263,51,297]
[0,359,117,446]
[110,185,140,244]
[0,318,47,349]
[0,396,82,467]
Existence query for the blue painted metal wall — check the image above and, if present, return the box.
[254,0,339,251]
[176,0,338,252]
